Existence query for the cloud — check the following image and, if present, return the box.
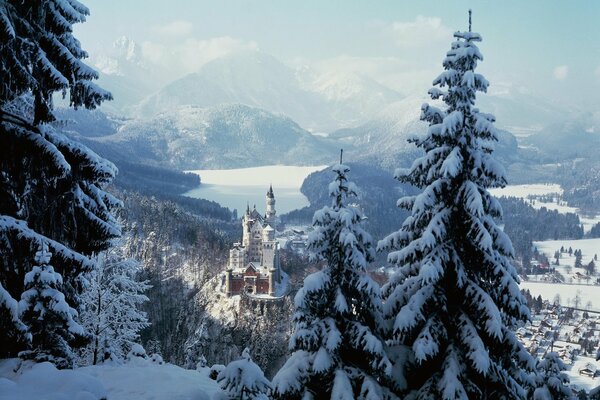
[141,36,258,77]
[157,20,194,37]
[553,65,569,80]
[386,16,453,49]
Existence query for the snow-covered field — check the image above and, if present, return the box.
[520,281,600,311]
[184,165,327,214]
[489,183,563,199]
[489,184,600,233]
[534,238,600,282]
[0,358,222,400]
[522,238,600,310]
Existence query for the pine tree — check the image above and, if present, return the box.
[575,251,583,269]
[0,0,118,358]
[533,352,574,400]
[272,163,392,399]
[0,282,30,356]
[217,348,271,400]
[78,245,150,365]
[18,244,85,368]
[0,1,111,124]
[377,17,535,399]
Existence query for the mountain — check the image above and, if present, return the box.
[135,50,403,132]
[89,37,164,115]
[74,104,341,170]
[476,86,567,137]
[299,69,404,130]
[330,96,430,169]
[523,111,600,161]
[331,94,520,171]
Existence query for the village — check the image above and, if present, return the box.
[520,290,600,395]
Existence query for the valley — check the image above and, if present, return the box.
[2,4,599,397]
[184,165,327,214]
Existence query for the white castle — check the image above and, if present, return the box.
[225,185,282,296]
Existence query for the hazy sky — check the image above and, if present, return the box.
[76,0,600,108]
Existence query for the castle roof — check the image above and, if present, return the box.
[267,184,274,199]
[249,209,263,220]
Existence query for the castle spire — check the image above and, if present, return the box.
[267,184,274,199]
[266,184,276,222]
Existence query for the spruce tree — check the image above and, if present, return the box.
[78,245,150,366]
[272,163,392,399]
[533,352,573,400]
[217,348,271,400]
[378,18,535,399]
[18,244,85,368]
[0,0,118,358]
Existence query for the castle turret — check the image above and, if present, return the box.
[268,267,276,296]
[265,185,276,224]
[225,268,233,296]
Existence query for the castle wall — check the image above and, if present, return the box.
[227,275,271,295]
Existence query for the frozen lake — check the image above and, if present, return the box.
[184,165,328,214]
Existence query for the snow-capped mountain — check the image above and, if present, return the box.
[476,85,567,137]
[76,104,341,169]
[524,111,600,160]
[89,37,163,115]
[135,50,403,133]
[334,95,519,170]
[301,69,403,130]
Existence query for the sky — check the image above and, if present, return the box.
[75,0,600,109]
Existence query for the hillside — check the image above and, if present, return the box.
[71,104,341,170]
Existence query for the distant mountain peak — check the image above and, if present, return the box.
[112,36,142,63]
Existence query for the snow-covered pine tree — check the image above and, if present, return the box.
[18,244,86,368]
[533,351,573,400]
[78,245,150,365]
[0,282,30,356]
[0,0,118,358]
[272,163,393,399]
[0,0,111,124]
[217,347,271,400]
[377,18,535,399]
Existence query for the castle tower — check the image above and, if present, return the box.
[266,185,276,224]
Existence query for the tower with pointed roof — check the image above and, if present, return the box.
[265,185,276,225]
[225,186,283,297]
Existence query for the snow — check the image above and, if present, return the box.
[489,184,600,233]
[185,165,327,214]
[0,358,222,400]
[217,348,271,399]
[520,281,600,311]
[489,183,562,199]
[0,360,107,400]
[566,356,600,392]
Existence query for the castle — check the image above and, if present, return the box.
[224,185,282,297]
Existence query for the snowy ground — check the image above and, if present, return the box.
[521,238,600,310]
[184,165,327,214]
[0,358,223,400]
[520,281,600,311]
[489,184,600,233]
[489,183,563,199]
[567,356,600,392]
